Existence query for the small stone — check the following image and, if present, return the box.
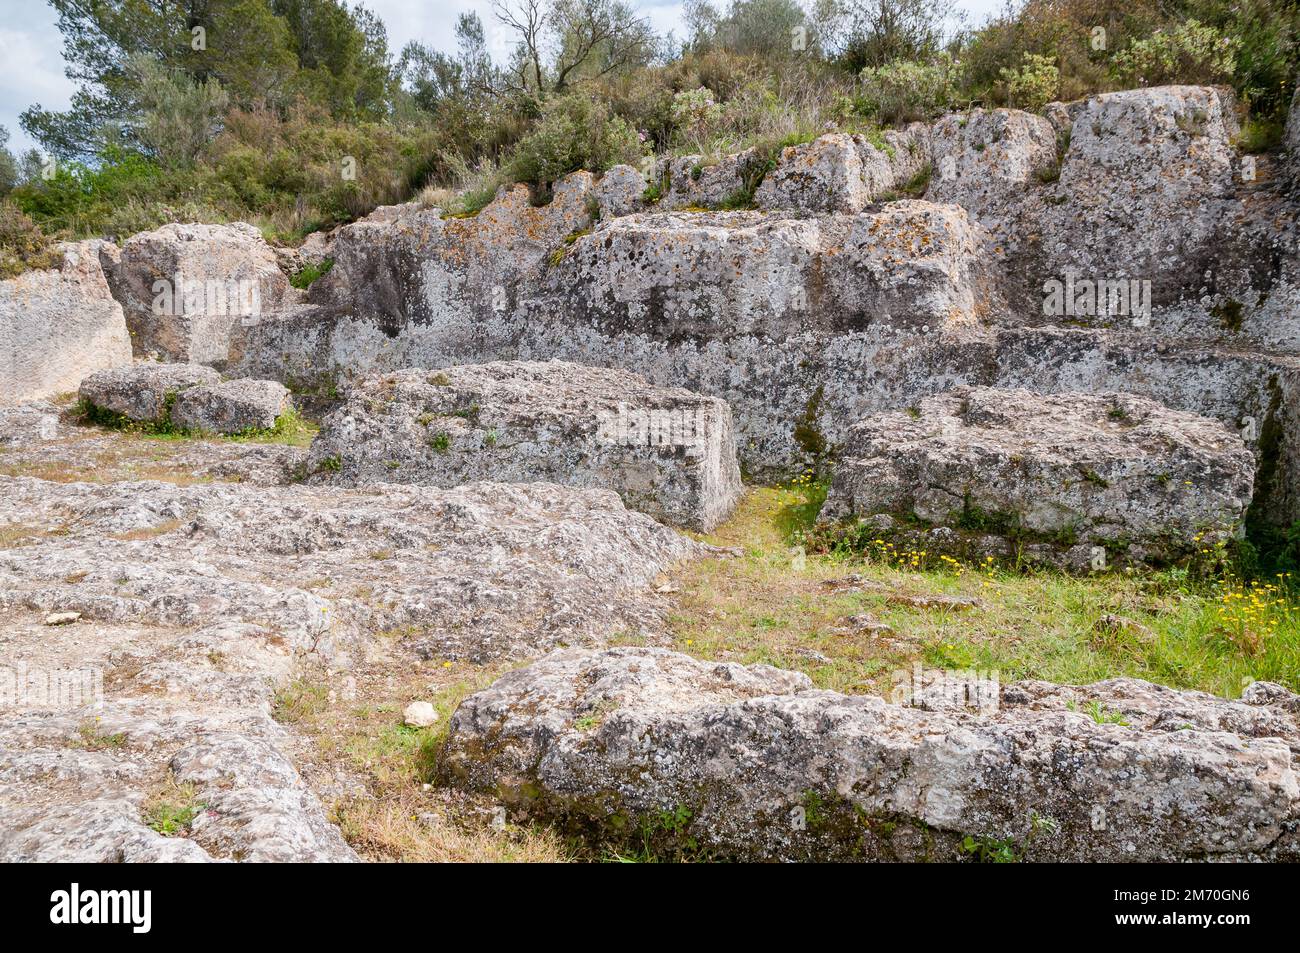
[43,611,81,626]
[403,701,437,727]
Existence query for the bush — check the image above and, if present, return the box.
[1112,19,1241,88]
[505,94,646,191]
[1000,53,1061,112]
[0,200,62,278]
[858,54,957,123]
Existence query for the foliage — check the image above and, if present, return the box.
[506,93,646,190]
[858,54,958,123]
[1000,53,1061,112]
[0,200,63,278]
[1112,19,1242,88]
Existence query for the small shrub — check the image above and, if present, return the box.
[290,257,334,289]
[858,54,958,124]
[506,93,646,191]
[0,200,62,278]
[1000,54,1059,113]
[1113,20,1241,89]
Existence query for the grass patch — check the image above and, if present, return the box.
[289,257,334,290]
[143,776,203,836]
[667,487,1300,698]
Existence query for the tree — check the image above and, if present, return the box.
[491,0,659,97]
[826,0,959,71]
[208,0,299,108]
[129,55,230,167]
[0,127,17,195]
[688,0,811,58]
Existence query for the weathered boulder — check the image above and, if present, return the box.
[594,164,648,218]
[0,401,58,445]
[756,127,930,213]
[928,107,1059,224]
[78,362,220,425]
[307,360,743,530]
[823,387,1255,562]
[171,378,292,434]
[442,646,1300,862]
[0,240,132,405]
[111,222,293,367]
[660,150,763,209]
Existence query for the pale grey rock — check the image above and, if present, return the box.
[112,222,293,367]
[661,150,763,209]
[824,387,1255,561]
[594,164,648,218]
[171,378,292,434]
[755,126,930,213]
[442,647,1300,862]
[404,702,436,727]
[928,107,1059,223]
[0,240,132,405]
[0,401,58,445]
[0,475,702,663]
[307,360,744,530]
[79,362,220,424]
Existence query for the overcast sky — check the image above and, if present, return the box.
[0,0,1007,157]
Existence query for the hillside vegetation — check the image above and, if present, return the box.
[2,0,1297,264]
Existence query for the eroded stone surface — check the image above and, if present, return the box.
[171,378,293,435]
[823,387,1255,560]
[79,362,220,424]
[111,223,293,367]
[756,127,930,213]
[1,240,132,405]
[442,647,1300,862]
[307,360,743,530]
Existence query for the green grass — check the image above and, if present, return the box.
[143,778,203,836]
[668,486,1300,699]
[289,257,334,290]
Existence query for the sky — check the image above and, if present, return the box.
[0,0,1008,157]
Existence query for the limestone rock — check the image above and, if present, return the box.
[0,475,702,663]
[823,387,1255,561]
[307,360,743,531]
[594,164,648,218]
[171,378,292,434]
[0,402,59,445]
[404,702,437,727]
[112,222,292,366]
[79,362,220,425]
[0,240,132,405]
[442,646,1300,862]
[1288,80,1300,160]
[928,107,1059,223]
[661,150,763,209]
[756,127,930,213]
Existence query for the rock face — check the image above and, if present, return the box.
[171,378,293,435]
[442,647,1300,862]
[928,108,1059,223]
[0,240,132,405]
[233,84,1300,528]
[79,362,221,425]
[111,223,292,367]
[0,475,701,861]
[594,164,648,218]
[659,149,763,209]
[823,387,1255,561]
[755,127,930,213]
[307,360,743,530]
[0,402,58,445]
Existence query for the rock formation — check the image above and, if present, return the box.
[307,360,743,530]
[442,646,1300,862]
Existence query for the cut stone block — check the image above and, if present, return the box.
[306,360,744,530]
[171,378,292,434]
[78,362,220,425]
[823,387,1255,562]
